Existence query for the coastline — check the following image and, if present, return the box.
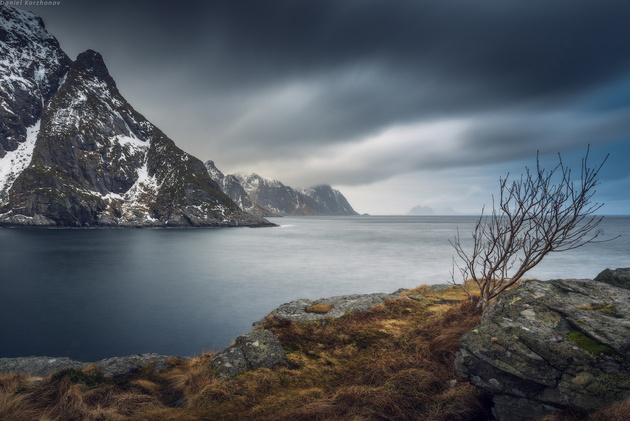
[0,288,417,378]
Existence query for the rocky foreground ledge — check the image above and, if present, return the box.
[0,353,172,378]
[456,267,630,421]
[3,270,630,420]
[0,289,409,379]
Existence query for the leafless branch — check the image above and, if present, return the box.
[450,146,617,310]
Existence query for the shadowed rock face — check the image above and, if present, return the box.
[0,6,272,228]
[455,277,630,421]
[0,6,70,155]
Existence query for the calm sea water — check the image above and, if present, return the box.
[0,215,628,361]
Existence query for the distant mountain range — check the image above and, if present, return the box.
[0,6,356,226]
[407,205,459,216]
[205,161,358,216]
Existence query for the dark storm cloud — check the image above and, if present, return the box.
[37,2,630,107]
[17,0,630,212]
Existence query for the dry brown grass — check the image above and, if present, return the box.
[0,285,508,420]
[540,397,630,421]
[305,304,334,314]
[0,370,164,421]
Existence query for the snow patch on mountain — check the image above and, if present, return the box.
[0,6,69,141]
[0,6,271,228]
[0,120,40,204]
[113,133,149,152]
[214,170,358,216]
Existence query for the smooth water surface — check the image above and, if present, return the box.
[1,215,628,360]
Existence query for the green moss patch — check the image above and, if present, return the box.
[566,330,615,356]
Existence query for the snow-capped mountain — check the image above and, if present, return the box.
[0,6,271,227]
[205,160,358,216]
[204,160,273,216]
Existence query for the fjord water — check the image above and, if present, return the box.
[1,215,628,361]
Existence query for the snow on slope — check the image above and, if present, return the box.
[0,6,68,120]
[0,120,40,204]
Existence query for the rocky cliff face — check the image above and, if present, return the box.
[0,6,271,227]
[237,172,359,216]
[297,185,357,216]
[204,163,358,216]
[456,270,630,420]
[0,7,70,151]
[204,160,273,216]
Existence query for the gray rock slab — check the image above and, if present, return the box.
[212,290,406,379]
[210,329,286,378]
[258,290,405,324]
[456,278,630,421]
[0,353,175,378]
[91,353,173,377]
[595,267,630,290]
[0,356,87,378]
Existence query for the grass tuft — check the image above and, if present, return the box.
[305,304,334,314]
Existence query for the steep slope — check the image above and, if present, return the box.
[0,5,70,202]
[205,160,274,216]
[237,173,312,216]
[0,6,271,227]
[223,172,358,216]
[298,185,358,215]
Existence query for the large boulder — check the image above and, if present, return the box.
[210,329,286,378]
[455,278,630,421]
[594,267,630,290]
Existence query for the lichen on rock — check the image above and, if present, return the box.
[256,290,405,324]
[455,275,630,420]
[210,329,286,378]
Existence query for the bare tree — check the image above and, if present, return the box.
[450,147,613,310]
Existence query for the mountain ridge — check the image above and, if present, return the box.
[0,5,271,227]
[205,160,358,216]
[407,204,459,216]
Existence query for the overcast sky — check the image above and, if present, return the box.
[16,0,630,215]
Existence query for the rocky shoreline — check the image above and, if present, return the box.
[0,289,409,379]
[3,270,629,421]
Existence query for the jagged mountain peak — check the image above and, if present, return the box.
[0,6,49,40]
[236,172,286,190]
[205,160,225,182]
[0,6,271,227]
[205,166,358,216]
[74,49,117,89]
